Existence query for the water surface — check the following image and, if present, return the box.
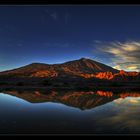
[0,89,140,134]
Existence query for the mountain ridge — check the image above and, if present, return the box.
[0,58,139,82]
[0,57,119,78]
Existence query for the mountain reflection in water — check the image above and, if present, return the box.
[1,89,140,134]
[2,89,140,110]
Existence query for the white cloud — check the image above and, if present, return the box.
[113,65,122,70]
[96,41,140,71]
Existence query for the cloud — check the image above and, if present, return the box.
[43,9,71,24]
[96,41,140,71]
[50,12,57,21]
[113,65,122,70]
[44,9,58,21]
[126,65,138,71]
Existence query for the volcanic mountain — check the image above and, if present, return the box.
[0,58,119,78]
[0,58,139,89]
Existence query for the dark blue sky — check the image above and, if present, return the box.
[0,5,140,71]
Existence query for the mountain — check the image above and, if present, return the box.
[0,57,139,88]
[0,58,119,78]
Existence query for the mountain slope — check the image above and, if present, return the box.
[0,58,139,82]
[0,58,119,78]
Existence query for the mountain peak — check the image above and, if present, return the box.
[79,57,90,61]
[29,62,47,65]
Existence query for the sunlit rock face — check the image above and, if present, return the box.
[113,70,140,81]
[95,72,114,80]
[30,70,58,77]
[77,70,140,80]
[94,70,140,80]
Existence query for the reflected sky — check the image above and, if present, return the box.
[1,90,140,134]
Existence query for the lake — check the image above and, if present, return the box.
[0,89,140,135]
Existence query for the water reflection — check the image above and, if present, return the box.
[1,89,140,134]
[1,89,140,110]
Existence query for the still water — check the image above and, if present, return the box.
[0,89,140,134]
